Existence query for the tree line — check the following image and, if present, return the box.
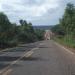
[51,3,75,48]
[52,3,75,37]
[0,12,44,48]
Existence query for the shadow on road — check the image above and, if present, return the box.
[0,56,19,61]
[39,46,52,48]
[0,63,9,70]
[3,48,29,52]
[0,56,42,62]
[21,57,47,62]
[19,45,37,48]
[21,57,40,61]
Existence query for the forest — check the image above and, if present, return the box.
[51,3,75,48]
[0,12,44,48]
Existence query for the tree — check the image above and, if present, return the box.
[51,24,65,36]
[0,12,44,48]
[60,3,75,34]
[0,12,12,47]
[34,29,44,40]
[18,20,37,43]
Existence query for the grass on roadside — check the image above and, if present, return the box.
[54,35,75,48]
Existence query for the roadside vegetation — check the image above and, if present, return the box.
[51,3,75,48]
[0,12,44,49]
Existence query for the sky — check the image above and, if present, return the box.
[0,0,75,26]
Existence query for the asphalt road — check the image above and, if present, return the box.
[0,40,75,75]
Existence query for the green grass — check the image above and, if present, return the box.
[54,36,75,48]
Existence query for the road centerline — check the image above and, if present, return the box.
[0,47,39,74]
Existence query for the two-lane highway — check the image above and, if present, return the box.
[0,40,75,75]
[0,41,41,75]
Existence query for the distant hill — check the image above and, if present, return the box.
[33,26,53,30]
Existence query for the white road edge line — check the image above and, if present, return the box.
[0,47,39,74]
[54,42,75,55]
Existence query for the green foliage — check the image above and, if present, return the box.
[18,20,37,43]
[0,12,44,48]
[0,12,13,48]
[60,3,75,35]
[51,24,65,35]
[52,3,75,36]
[55,36,75,48]
[52,3,75,48]
[34,29,44,40]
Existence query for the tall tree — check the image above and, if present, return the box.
[60,3,75,34]
[0,12,13,47]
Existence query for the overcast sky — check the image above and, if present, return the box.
[0,0,75,25]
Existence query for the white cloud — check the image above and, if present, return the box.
[0,0,61,24]
[0,0,59,16]
[0,0,75,25]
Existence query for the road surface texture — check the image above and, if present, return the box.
[0,40,75,75]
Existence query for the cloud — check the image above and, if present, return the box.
[0,0,74,25]
[0,0,59,21]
